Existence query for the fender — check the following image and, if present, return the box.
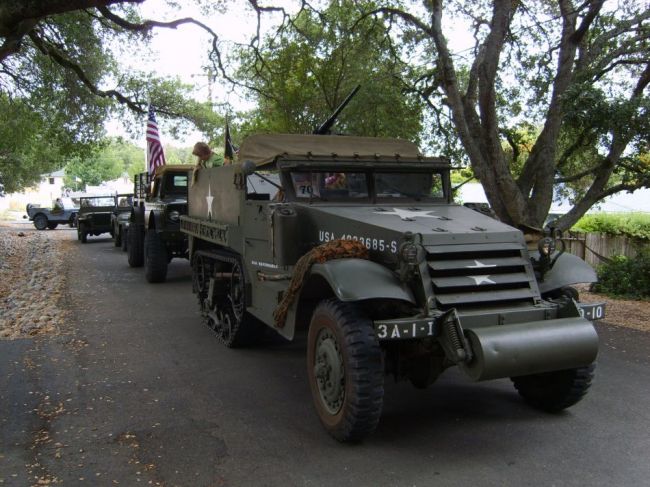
[279,258,415,341]
[309,258,416,302]
[149,210,164,231]
[534,251,597,295]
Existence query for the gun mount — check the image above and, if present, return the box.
[313,84,361,135]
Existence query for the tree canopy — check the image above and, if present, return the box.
[0,0,222,193]
[3,0,648,230]
[214,0,650,230]
[232,0,424,140]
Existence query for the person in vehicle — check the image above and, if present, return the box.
[192,142,225,186]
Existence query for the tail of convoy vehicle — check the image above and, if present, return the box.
[127,165,191,283]
[180,133,604,442]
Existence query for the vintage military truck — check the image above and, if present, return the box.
[111,193,134,251]
[77,195,115,243]
[127,165,191,282]
[181,134,605,442]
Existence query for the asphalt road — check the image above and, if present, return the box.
[1,229,650,486]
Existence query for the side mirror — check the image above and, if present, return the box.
[241,160,257,176]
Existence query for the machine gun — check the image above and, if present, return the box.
[313,84,361,135]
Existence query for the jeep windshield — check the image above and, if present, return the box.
[80,196,115,207]
[288,170,446,202]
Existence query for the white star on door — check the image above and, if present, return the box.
[466,260,497,269]
[468,275,496,285]
[375,208,442,221]
[206,184,214,219]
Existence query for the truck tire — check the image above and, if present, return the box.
[511,363,595,412]
[307,299,384,442]
[127,224,144,267]
[78,223,88,243]
[33,214,48,230]
[144,231,168,283]
[114,225,121,247]
[47,222,58,230]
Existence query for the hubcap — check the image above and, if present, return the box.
[313,328,344,415]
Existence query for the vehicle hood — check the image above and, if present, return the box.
[302,204,523,247]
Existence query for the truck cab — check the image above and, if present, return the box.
[127,165,191,282]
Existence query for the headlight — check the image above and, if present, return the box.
[168,211,180,221]
[538,237,556,256]
[400,242,419,264]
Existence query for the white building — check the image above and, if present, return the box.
[0,169,66,212]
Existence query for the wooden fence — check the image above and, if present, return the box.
[561,232,645,267]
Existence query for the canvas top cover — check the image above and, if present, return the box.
[237,134,422,167]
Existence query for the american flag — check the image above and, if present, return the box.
[146,105,166,175]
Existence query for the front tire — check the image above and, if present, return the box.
[307,299,384,442]
[511,364,596,412]
[114,225,121,247]
[144,231,168,283]
[127,224,144,267]
[78,223,88,243]
[33,214,48,230]
[121,228,128,252]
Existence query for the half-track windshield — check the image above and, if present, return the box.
[287,169,446,203]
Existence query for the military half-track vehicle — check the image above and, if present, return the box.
[111,193,134,251]
[181,134,605,442]
[77,195,115,243]
[127,165,191,282]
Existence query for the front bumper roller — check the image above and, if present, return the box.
[460,317,599,381]
[373,300,603,382]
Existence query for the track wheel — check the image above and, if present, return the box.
[127,224,144,267]
[511,363,596,412]
[197,255,260,347]
[307,299,384,442]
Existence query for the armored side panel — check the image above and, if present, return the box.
[189,165,242,225]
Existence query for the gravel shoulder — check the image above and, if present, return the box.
[576,283,650,332]
[0,222,74,339]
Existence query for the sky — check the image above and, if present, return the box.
[107,0,301,147]
[109,0,474,148]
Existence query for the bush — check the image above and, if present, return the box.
[593,248,650,299]
[572,213,650,240]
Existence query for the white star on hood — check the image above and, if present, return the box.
[374,208,442,221]
[466,260,497,269]
[468,275,496,285]
[206,184,214,219]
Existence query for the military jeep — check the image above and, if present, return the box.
[77,195,115,243]
[181,134,604,442]
[127,165,191,282]
[26,199,78,230]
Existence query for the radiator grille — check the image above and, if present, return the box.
[427,244,538,310]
